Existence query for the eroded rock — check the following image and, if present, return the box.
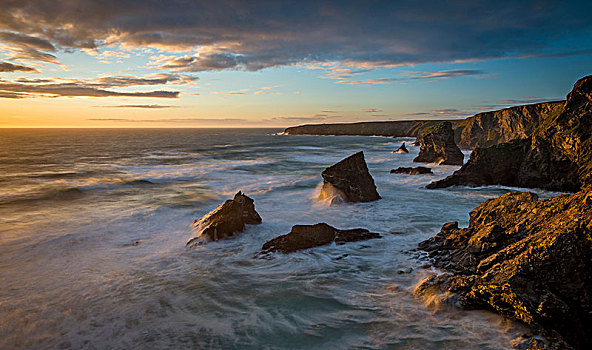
[394,142,409,153]
[417,190,592,349]
[187,191,262,246]
[390,166,433,175]
[320,151,380,203]
[261,223,380,254]
[413,121,464,165]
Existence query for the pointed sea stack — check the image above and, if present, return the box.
[261,223,381,254]
[186,191,262,246]
[393,142,409,153]
[319,151,381,203]
[413,121,464,165]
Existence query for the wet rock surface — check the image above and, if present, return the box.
[261,223,381,254]
[320,151,381,203]
[428,75,592,192]
[393,142,409,153]
[390,166,433,175]
[417,190,592,349]
[187,191,262,246]
[413,121,464,165]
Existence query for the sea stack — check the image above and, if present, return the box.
[413,121,464,165]
[186,191,262,246]
[393,142,409,153]
[261,223,381,254]
[319,151,381,203]
[390,166,433,175]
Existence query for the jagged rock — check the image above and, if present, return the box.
[186,191,262,246]
[319,151,381,203]
[390,166,433,175]
[454,101,564,149]
[412,139,421,146]
[393,142,409,153]
[260,223,380,253]
[417,190,592,349]
[413,121,464,165]
[428,75,592,192]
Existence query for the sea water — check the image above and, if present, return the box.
[0,129,558,349]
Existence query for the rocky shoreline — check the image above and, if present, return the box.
[191,75,591,349]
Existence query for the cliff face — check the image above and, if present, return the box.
[283,101,564,151]
[454,101,564,149]
[417,190,592,349]
[413,121,464,165]
[428,75,592,192]
[283,120,458,137]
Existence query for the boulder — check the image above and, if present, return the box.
[393,142,409,153]
[186,191,262,246]
[413,121,464,165]
[428,75,592,192]
[261,223,380,254]
[319,151,381,203]
[390,166,433,175]
[417,190,592,349]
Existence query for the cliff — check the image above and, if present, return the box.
[417,190,592,349]
[283,101,564,151]
[428,75,592,192]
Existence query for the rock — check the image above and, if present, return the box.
[260,223,380,253]
[412,139,421,146]
[413,121,464,165]
[390,166,433,175]
[417,190,592,349]
[393,142,409,153]
[186,191,262,246]
[428,75,592,192]
[319,151,381,203]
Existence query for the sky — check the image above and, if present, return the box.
[0,0,591,128]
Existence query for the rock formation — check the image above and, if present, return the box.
[413,121,464,165]
[186,191,262,246]
[393,142,409,153]
[319,151,381,203]
[261,223,380,254]
[454,101,564,149]
[428,75,592,192]
[416,190,592,349]
[390,166,433,175]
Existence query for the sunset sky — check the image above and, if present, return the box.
[0,0,591,128]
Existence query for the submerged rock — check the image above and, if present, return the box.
[186,191,262,246]
[319,151,381,203]
[417,190,592,349]
[413,121,464,165]
[428,75,592,192]
[393,142,409,153]
[390,166,433,175]
[261,223,381,253]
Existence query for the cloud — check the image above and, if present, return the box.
[0,1,590,71]
[0,61,39,72]
[94,104,179,109]
[406,70,485,80]
[363,108,382,113]
[0,79,179,98]
[88,118,250,124]
[212,91,247,95]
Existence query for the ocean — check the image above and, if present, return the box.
[0,128,557,349]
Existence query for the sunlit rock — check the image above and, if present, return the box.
[260,223,380,254]
[320,151,380,203]
[186,191,261,246]
[417,190,592,349]
[413,121,464,165]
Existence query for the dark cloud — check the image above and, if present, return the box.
[0,31,56,51]
[0,80,179,98]
[0,1,590,70]
[0,61,39,72]
[95,104,179,109]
